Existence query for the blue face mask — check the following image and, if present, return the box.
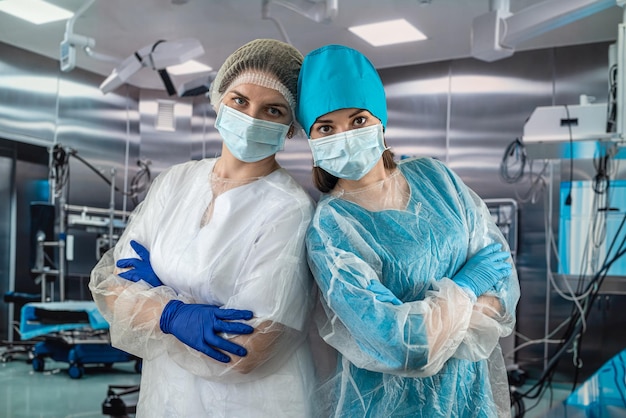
[308,124,386,181]
[215,104,289,163]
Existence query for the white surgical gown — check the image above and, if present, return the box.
[90,158,316,417]
[306,157,520,417]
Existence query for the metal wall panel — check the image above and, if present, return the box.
[0,147,15,340]
[381,60,450,163]
[448,49,555,192]
[0,43,58,146]
[57,76,140,212]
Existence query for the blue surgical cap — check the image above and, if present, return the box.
[296,44,388,136]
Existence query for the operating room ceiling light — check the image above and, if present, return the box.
[166,60,212,76]
[99,38,205,95]
[0,0,73,24]
[349,18,427,47]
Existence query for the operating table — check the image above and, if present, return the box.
[20,301,140,379]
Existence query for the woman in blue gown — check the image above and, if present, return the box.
[297,44,520,417]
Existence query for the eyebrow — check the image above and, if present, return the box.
[226,88,247,99]
[314,109,367,124]
[228,89,289,110]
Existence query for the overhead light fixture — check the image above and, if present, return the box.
[0,0,73,24]
[99,38,205,96]
[349,18,427,47]
[167,60,212,76]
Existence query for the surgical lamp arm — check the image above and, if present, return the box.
[99,38,204,94]
[472,0,618,62]
[60,0,96,72]
[64,0,94,39]
[60,0,122,71]
[501,0,618,47]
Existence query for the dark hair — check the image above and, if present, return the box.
[312,148,397,193]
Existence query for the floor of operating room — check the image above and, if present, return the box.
[0,349,140,418]
[0,348,571,418]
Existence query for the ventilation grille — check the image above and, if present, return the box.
[156,100,176,131]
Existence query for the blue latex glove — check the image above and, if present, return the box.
[367,280,402,305]
[116,240,163,287]
[452,243,512,298]
[160,300,254,363]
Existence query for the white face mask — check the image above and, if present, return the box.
[308,124,387,180]
[215,104,289,163]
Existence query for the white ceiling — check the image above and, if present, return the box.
[0,0,623,92]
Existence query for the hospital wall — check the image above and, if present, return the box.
[0,39,623,381]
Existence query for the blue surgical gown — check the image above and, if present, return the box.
[306,157,520,417]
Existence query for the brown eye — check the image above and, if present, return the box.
[318,125,332,135]
[354,116,367,127]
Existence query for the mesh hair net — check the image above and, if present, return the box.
[209,39,303,114]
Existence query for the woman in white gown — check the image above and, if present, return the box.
[89,39,316,417]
